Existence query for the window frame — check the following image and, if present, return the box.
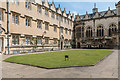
[26,17,31,27]
[45,9,49,16]
[12,35,19,45]
[12,13,19,25]
[69,30,71,35]
[97,26,104,37]
[51,12,55,19]
[54,39,57,44]
[26,37,31,45]
[45,38,49,45]
[37,5,41,14]
[60,28,63,33]
[54,26,57,32]
[108,24,117,37]
[65,29,67,34]
[37,20,42,29]
[0,10,2,21]
[25,0,31,10]
[45,23,49,30]
[37,38,42,45]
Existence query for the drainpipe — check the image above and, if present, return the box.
[7,0,10,55]
[59,15,61,50]
[93,19,96,47]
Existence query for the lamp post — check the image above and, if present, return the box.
[6,0,10,55]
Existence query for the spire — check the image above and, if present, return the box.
[69,11,71,15]
[86,11,88,14]
[52,0,54,4]
[108,7,110,10]
[92,3,98,13]
[64,8,66,12]
[59,4,60,7]
[64,8,65,11]
[94,3,96,8]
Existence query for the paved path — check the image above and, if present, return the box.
[2,50,118,78]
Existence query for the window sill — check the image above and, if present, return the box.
[12,44,19,46]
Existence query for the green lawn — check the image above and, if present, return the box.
[4,49,112,68]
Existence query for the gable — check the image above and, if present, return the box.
[93,12,100,18]
[36,0,42,5]
[104,10,114,16]
[84,14,89,19]
[43,0,49,8]
[57,7,62,14]
[50,2,56,12]
[63,9,67,17]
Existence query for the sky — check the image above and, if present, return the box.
[51,2,118,15]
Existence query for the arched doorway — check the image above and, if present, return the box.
[60,35,64,50]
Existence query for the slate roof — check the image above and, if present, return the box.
[76,9,117,20]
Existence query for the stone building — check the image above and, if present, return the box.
[74,2,120,49]
[0,0,74,54]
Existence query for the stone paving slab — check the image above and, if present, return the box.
[2,50,118,78]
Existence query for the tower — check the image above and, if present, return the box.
[92,3,98,13]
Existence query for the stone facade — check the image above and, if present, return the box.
[74,3,120,49]
[0,0,74,54]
